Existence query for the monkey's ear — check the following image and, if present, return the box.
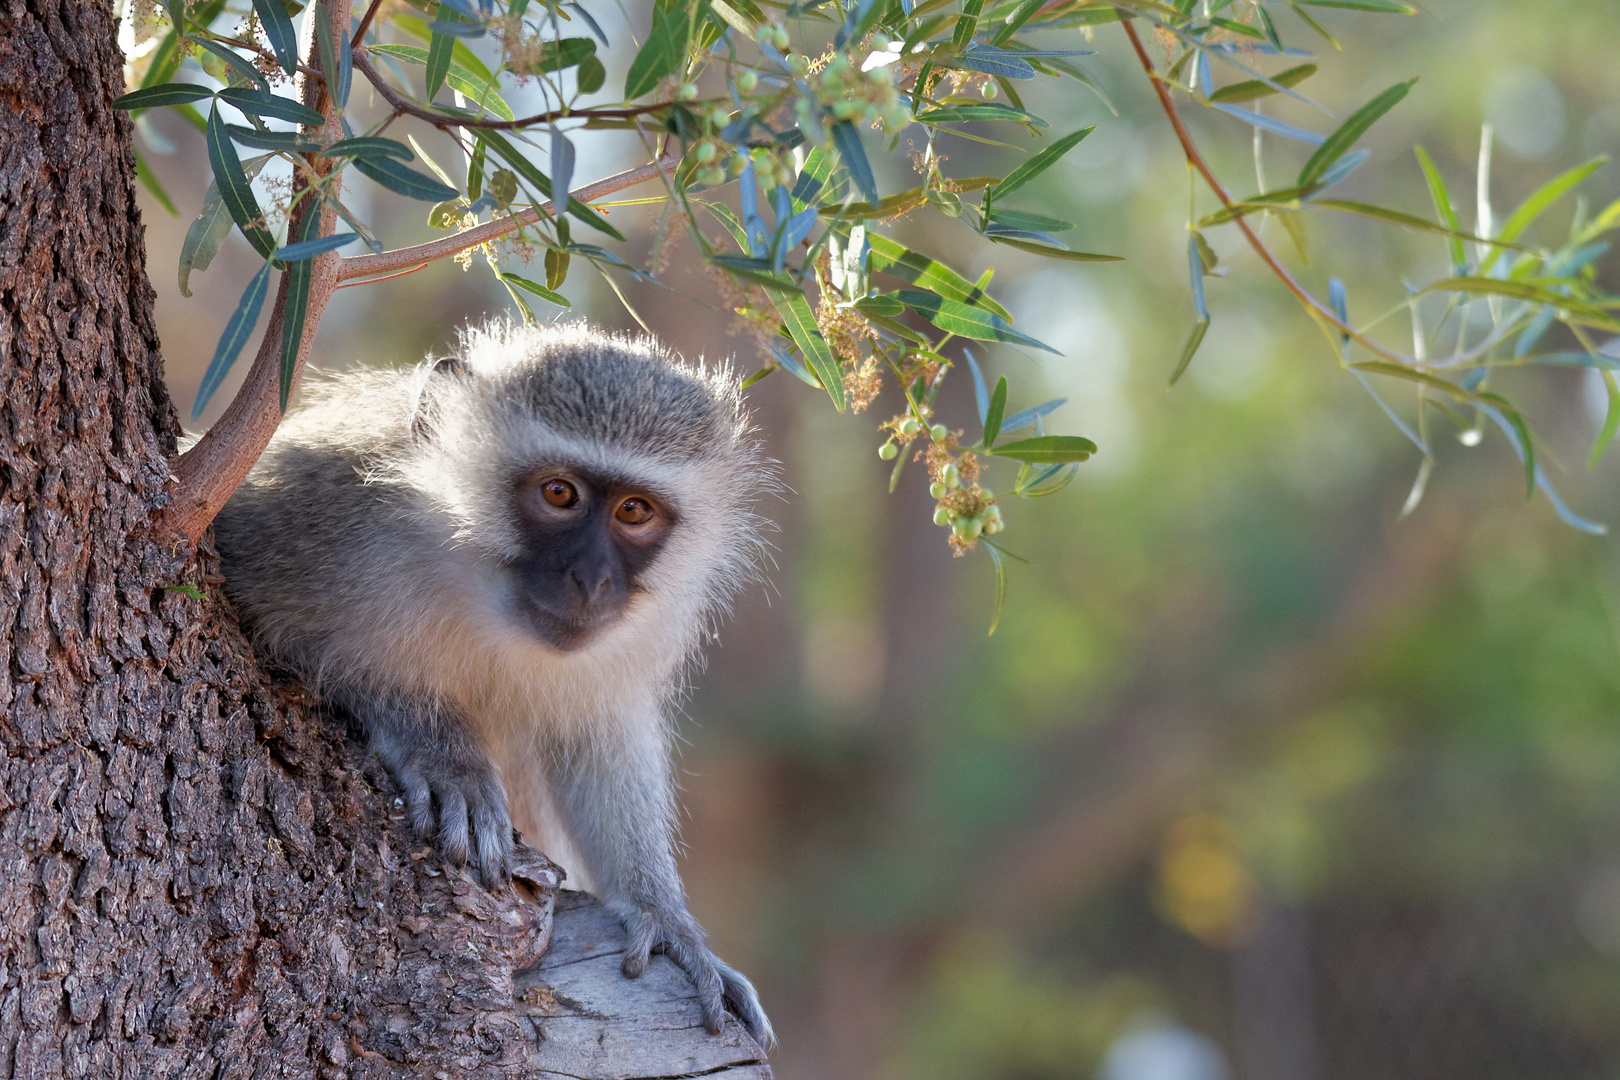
[433,355,466,376]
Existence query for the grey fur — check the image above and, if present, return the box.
[215,321,775,1046]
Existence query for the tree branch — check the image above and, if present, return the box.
[352,47,670,132]
[164,0,350,545]
[338,149,680,281]
[1120,18,1413,367]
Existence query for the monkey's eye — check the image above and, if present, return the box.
[614,497,655,526]
[540,479,579,509]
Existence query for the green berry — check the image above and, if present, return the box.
[942,463,960,488]
[879,442,899,461]
[930,481,946,499]
[737,69,758,93]
[981,80,997,99]
[677,82,699,101]
[929,423,948,442]
[960,516,983,541]
[899,417,920,437]
[696,142,717,163]
[934,506,951,526]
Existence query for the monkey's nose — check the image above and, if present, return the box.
[568,565,613,604]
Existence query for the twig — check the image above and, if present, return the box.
[351,48,669,132]
[351,0,387,49]
[1120,19,1411,367]
[338,150,680,281]
[166,0,351,544]
[335,261,428,288]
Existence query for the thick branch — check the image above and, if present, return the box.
[1120,19,1410,366]
[164,0,350,544]
[352,47,669,132]
[338,150,680,281]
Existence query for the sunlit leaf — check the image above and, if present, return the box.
[113,83,213,110]
[988,435,1097,462]
[895,290,1058,352]
[1298,79,1417,187]
[205,103,277,258]
[984,375,1008,446]
[1206,62,1317,104]
[772,293,846,411]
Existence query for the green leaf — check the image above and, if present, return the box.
[772,293,846,411]
[475,130,625,240]
[134,149,178,216]
[709,255,802,294]
[1206,63,1317,104]
[194,261,272,418]
[427,7,456,98]
[865,233,1012,319]
[988,435,1097,463]
[1168,317,1210,386]
[984,539,1007,636]
[1311,200,1504,245]
[323,136,415,161]
[351,156,460,202]
[205,103,277,258]
[855,295,905,317]
[830,121,879,204]
[1421,277,1620,331]
[1296,0,1414,10]
[279,202,323,410]
[987,126,1094,205]
[985,207,1072,232]
[224,125,322,153]
[545,247,570,290]
[391,14,495,81]
[191,38,270,90]
[251,0,299,74]
[216,87,326,125]
[1297,78,1416,187]
[983,375,1007,446]
[986,235,1123,261]
[577,55,606,94]
[915,102,1045,126]
[953,0,987,46]
[895,290,1058,352]
[1481,157,1607,274]
[790,146,840,213]
[1414,144,1467,271]
[708,0,755,37]
[499,272,571,307]
[274,231,358,261]
[624,6,690,99]
[114,83,214,110]
[1591,370,1620,469]
[180,155,269,297]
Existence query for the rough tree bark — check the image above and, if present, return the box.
[0,1,770,1076]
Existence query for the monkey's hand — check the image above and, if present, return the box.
[364,697,513,889]
[621,907,774,1048]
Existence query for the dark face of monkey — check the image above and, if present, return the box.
[508,468,674,650]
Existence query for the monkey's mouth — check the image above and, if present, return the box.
[518,597,621,652]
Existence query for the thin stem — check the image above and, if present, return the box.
[338,150,681,281]
[351,0,387,49]
[351,47,669,132]
[1119,18,1414,368]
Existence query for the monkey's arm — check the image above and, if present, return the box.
[548,715,773,1047]
[343,690,514,888]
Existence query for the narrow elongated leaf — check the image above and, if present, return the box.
[1421,277,1620,330]
[952,0,984,47]
[194,261,273,418]
[1591,369,1620,469]
[984,375,1007,446]
[999,397,1067,434]
[955,43,1035,79]
[1168,318,1210,386]
[476,130,624,239]
[134,149,178,215]
[251,0,299,74]
[499,272,571,306]
[551,126,575,203]
[351,156,460,202]
[988,127,1093,204]
[830,121,879,204]
[323,136,414,161]
[314,0,351,109]
[426,8,455,98]
[217,87,325,125]
[986,208,1072,232]
[1481,157,1607,274]
[192,38,270,90]
[985,540,1008,637]
[206,103,276,258]
[1207,63,1317,104]
[1312,200,1503,245]
[966,348,990,424]
[772,293,846,411]
[1298,79,1417,187]
[916,103,1046,126]
[180,156,268,296]
[895,290,1058,352]
[275,232,359,261]
[224,124,322,152]
[1297,0,1414,10]
[988,435,1097,462]
[987,235,1122,261]
[789,146,837,213]
[391,14,494,80]
[624,6,689,99]
[278,203,323,411]
[865,233,1013,319]
[1213,103,1325,145]
[113,83,213,110]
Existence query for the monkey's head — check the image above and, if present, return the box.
[403,322,772,659]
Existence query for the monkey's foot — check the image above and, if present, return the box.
[620,910,774,1048]
[371,725,514,888]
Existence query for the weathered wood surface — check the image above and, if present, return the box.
[521,891,773,1080]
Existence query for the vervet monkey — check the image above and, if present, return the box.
[214,322,774,1044]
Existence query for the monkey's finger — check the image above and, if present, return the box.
[621,913,659,979]
[395,760,435,839]
[436,787,471,864]
[470,798,512,888]
[719,967,774,1048]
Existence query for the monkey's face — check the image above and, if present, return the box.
[507,468,675,651]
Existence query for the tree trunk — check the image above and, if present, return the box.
[0,3,769,1077]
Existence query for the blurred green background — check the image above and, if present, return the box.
[133,0,1620,1075]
